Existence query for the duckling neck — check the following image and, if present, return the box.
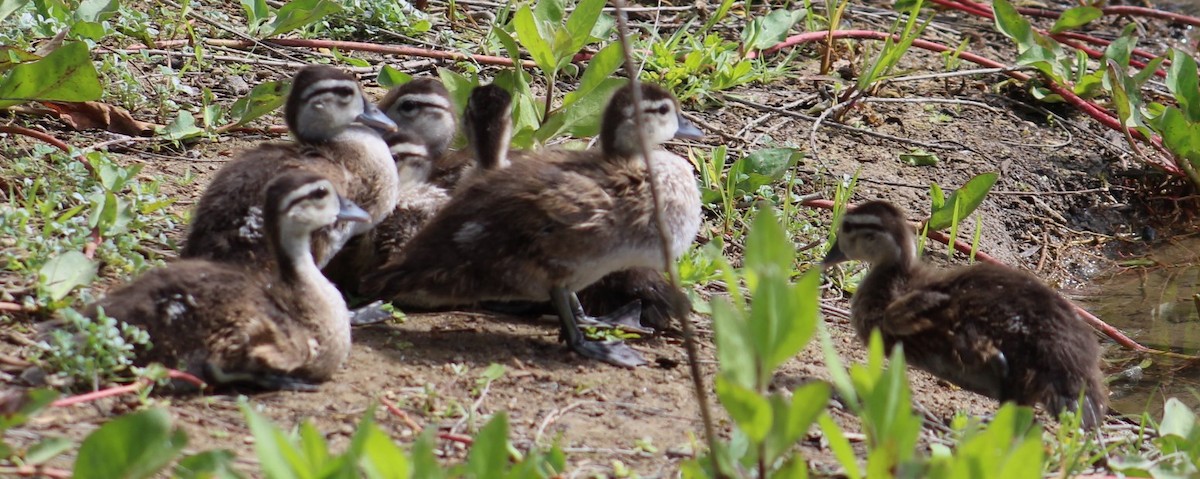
[272,224,352,359]
[850,260,915,337]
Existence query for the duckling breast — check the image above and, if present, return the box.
[648,151,702,259]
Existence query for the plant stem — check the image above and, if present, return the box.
[610,0,721,475]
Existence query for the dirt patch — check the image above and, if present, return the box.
[3,0,1200,476]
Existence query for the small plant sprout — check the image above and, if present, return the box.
[35,307,151,391]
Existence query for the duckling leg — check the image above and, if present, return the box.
[550,287,647,367]
[349,300,395,326]
[571,295,653,334]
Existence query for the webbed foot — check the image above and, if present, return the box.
[574,300,652,334]
[204,363,321,392]
[569,338,647,368]
[551,287,648,368]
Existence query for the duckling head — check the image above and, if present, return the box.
[823,201,916,268]
[386,129,433,187]
[286,66,397,143]
[464,83,513,170]
[265,171,372,251]
[601,83,703,158]
[380,78,456,159]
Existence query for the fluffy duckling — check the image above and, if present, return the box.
[182,65,398,267]
[87,171,371,390]
[824,200,1107,428]
[361,83,703,367]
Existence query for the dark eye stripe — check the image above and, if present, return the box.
[285,186,330,210]
[302,86,356,102]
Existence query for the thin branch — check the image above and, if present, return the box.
[610,0,720,474]
[126,37,539,68]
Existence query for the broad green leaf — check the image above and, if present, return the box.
[1167,48,1200,122]
[436,67,476,116]
[0,0,30,23]
[0,46,39,74]
[818,413,862,479]
[1049,6,1101,33]
[743,207,791,286]
[1102,24,1138,69]
[563,0,605,61]
[536,77,621,142]
[764,382,831,462]
[742,148,798,179]
[175,450,243,479]
[992,0,1034,49]
[715,375,773,443]
[533,0,566,25]
[513,5,555,75]
[229,80,287,127]
[243,405,311,479]
[1160,398,1197,439]
[25,437,72,465]
[410,434,446,479]
[762,269,820,372]
[930,183,945,211]
[74,0,117,22]
[38,250,96,301]
[926,172,997,231]
[268,0,342,37]
[241,0,270,35]
[377,65,412,89]
[74,409,187,479]
[565,42,623,106]
[742,9,805,52]
[158,110,205,141]
[357,422,409,479]
[711,298,754,389]
[818,325,857,409]
[0,42,101,108]
[1154,108,1200,169]
[466,413,508,479]
[298,422,329,470]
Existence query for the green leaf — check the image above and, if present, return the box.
[565,42,623,107]
[1167,48,1200,122]
[764,382,831,462]
[763,269,820,372]
[900,149,939,166]
[742,148,798,179]
[715,375,773,443]
[562,0,605,63]
[74,409,187,479]
[466,413,508,479]
[268,0,342,37]
[377,65,412,89]
[410,434,446,479]
[158,110,205,141]
[436,68,475,117]
[38,250,96,301]
[74,0,117,22]
[0,389,57,430]
[26,437,72,465]
[0,42,102,109]
[1160,398,1197,439]
[241,0,270,35]
[229,80,287,127]
[743,9,805,52]
[926,172,997,231]
[175,450,243,479]
[711,298,755,389]
[1157,107,1200,165]
[1049,6,1101,33]
[243,404,311,479]
[992,0,1034,49]
[929,183,945,211]
[513,5,555,75]
[0,0,31,23]
[818,413,862,479]
[357,422,409,479]
[298,422,329,470]
[744,207,792,286]
[536,77,621,142]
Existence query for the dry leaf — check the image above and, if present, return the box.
[43,101,161,136]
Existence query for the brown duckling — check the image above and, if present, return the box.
[824,200,1107,428]
[87,171,371,390]
[182,65,398,268]
[360,82,704,367]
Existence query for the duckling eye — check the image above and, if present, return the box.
[657,104,669,115]
[400,101,417,113]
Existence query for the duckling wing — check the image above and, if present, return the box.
[361,160,614,303]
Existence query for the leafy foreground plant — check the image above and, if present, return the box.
[0,390,564,478]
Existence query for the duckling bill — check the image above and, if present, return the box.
[824,200,1107,428]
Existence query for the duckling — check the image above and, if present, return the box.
[182,65,398,268]
[824,200,1107,428]
[86,171,371,390]
[377,78,462,186]
[360,83,703,367]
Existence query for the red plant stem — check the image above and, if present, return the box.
[124,38,541,69]
[752,29,1185,177]
[0,125,94,175]
[1051,31,1162,63]
[1015,3,1200,27]
[51,370,207,407]
[0,302,26,312]
[800,198,1163,355]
